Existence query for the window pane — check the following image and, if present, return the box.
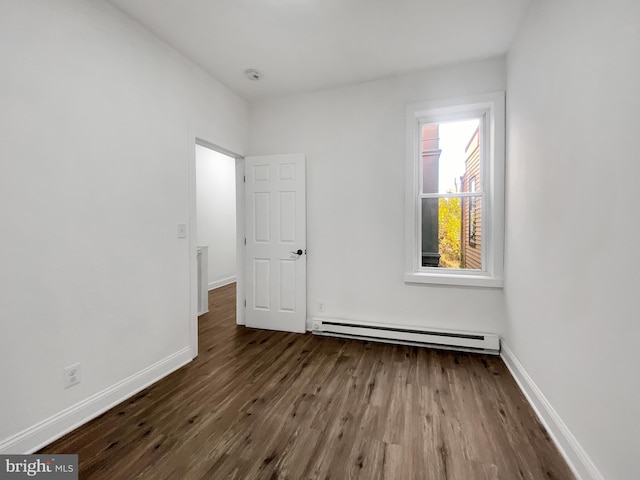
[421,196,482,269]
[421,119,482,194]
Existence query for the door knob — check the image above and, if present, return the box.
[291,249,303,256]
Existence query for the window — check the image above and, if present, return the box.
[404,92,505,287]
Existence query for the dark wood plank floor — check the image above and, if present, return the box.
[41,283,574,479]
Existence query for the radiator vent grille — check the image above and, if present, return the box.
[312,319,500,355]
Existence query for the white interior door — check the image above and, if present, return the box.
[245,154,306,333]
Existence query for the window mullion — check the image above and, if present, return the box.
[419,192,484,199]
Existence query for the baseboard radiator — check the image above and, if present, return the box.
[311,318,500,355]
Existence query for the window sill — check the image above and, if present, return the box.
[404,272,503,288]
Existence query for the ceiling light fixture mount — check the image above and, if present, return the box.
[245,69,261,81]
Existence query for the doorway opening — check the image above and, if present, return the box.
[190,139,244,358]
[196,144,237,295]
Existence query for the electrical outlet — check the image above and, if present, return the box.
[318,302,325,312]
[64,363,81,389]
[177,224,187,238]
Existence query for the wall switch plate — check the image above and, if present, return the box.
[177,224,187,238]
[64,363,81,389]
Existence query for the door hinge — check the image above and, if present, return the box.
[243,175,246,183]
[244,238,247,245]
[244,300,247,307]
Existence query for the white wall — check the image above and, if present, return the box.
[249,58,507,332]
[505,1,640,479]
[0,0,247,452]
[196,145,237,289]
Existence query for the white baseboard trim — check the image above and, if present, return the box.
[501,343,604,480]
[208,276,236,291]
[0,346,193,455]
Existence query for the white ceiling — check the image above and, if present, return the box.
[107,0,532,100]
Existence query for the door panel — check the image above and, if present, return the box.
[245,154,306,333]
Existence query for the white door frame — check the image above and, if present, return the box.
[188,136,245,359]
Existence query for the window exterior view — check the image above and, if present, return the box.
[420,119,482,270]
[461,127,482,270]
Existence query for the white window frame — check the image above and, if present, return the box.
[404,92,505,288]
